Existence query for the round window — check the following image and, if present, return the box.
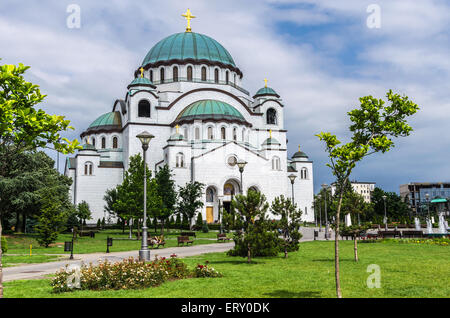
[227,156,237,167]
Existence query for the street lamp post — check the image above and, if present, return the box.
[318,194,322,232]
[382,195,387,231]
[321,184,329,240]
[288,174,297,203]
[237,159,247,194]
[137,131,155,262]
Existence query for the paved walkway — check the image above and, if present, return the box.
[3,242,234,282]
[3,227,336,282]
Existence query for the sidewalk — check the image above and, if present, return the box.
[3,242,234,282]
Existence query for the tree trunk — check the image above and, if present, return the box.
[247,242,251,264]
[15,212,20,232]
[354,233,358,262]
[0,219,3,298]
[284,244,288,258]
[22,212,27,234]
[335,191,343,298]
[160,219,165,235]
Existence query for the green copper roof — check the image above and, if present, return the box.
[81,143,96,151]
[262,137,280,145]
[293,151,309,159]
[128,77,155,88]
[87,111,122,133]
[168,133,185,141]
[174,100,249,126]
[142,32,236,67]
[253,86,280,98]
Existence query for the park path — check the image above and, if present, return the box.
[3,227,335,282]
[3,242,234,282]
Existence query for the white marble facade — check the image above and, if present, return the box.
[65,30,314,224]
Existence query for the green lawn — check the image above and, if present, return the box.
[4,229,230,257]
[4,240,450,298]
[3,254,63,267]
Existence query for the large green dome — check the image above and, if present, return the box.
[173,99,250,126]
[142,32,236,68]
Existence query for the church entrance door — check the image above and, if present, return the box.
[206,207,214,224]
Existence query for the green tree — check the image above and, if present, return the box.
[371,187,410,223]
[270,195,303,258]
[178,181,205,230]
[225,190,280,263]
[195,212,204,230]
[153,165,177,234]
[35,187,70,247]
[76,201,92,233]
[0,62,80,298]
[316,90,419,298]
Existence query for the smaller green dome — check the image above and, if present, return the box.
[80,143,96,151]
[253,86,280,99]
[127,77,155,89]
[262,137,280,146]
[174,99,250,126]
[168,133,184,141]
[86,112,122,133]
[293,151,309,159]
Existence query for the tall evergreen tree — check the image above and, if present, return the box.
[178,181,205,230]
[153,165,177,234]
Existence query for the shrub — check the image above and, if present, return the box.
[202,221,209,233]
[1,236,7,254]
[194,261,223,278]
[196,213,203,229]
[51,254,193,293]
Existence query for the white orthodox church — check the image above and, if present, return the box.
[65,11,314,224]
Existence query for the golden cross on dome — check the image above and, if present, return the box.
[175,124,180,134]
[298,145,301,152]
[182,9,196,32]
[264,78,268,88]
[269,129,272,138]
[139,67,144,78]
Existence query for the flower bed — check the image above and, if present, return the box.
[51,254,222,293]
[361,238,450,246]
[193,261,223,278]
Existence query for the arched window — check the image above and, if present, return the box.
[184,127,188,140]
[301,167,308,179]
[267,108,277,125]
[173,66,178,82]
[242,128,245,142]
[233,128,237,141]
[160,68,165,83]
[138,99,151,117]
[101,137,106,149]
[234,74,236,86]
[272,157,280,170]
[226,71,229,84]
[187,66,193,81]
[149,70,153,82]
[221,127,226,140]
[207,127,214,140]
[176,153,184,168]
[84,162,93,175]
[206,187,215,202]
[92,138,96,148]
[112,136,118,149]
[201,66,207,82]
[195,127,200,140]
[214,69,219,83]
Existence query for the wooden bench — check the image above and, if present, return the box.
[79,231,96,238]
[148,236,166,249]
[402,230,423,238]
[217,233,231,242]
[378,230,401,238]
[177,236,194,246]
[180,231,196,238]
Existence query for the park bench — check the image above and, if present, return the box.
[378,230,401,238]
[79,231,96,238]
[180,231,196,238]
[148,236,166,249]
[217,233,231,242]
[177,236,194,246]
[401,230,423,238]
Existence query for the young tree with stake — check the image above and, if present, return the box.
[316,90,419,298]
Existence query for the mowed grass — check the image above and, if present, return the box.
[4,240,450,298]
[3,254,63,267]
[4,229,230,257]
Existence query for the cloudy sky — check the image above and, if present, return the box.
[1,0,448,193]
